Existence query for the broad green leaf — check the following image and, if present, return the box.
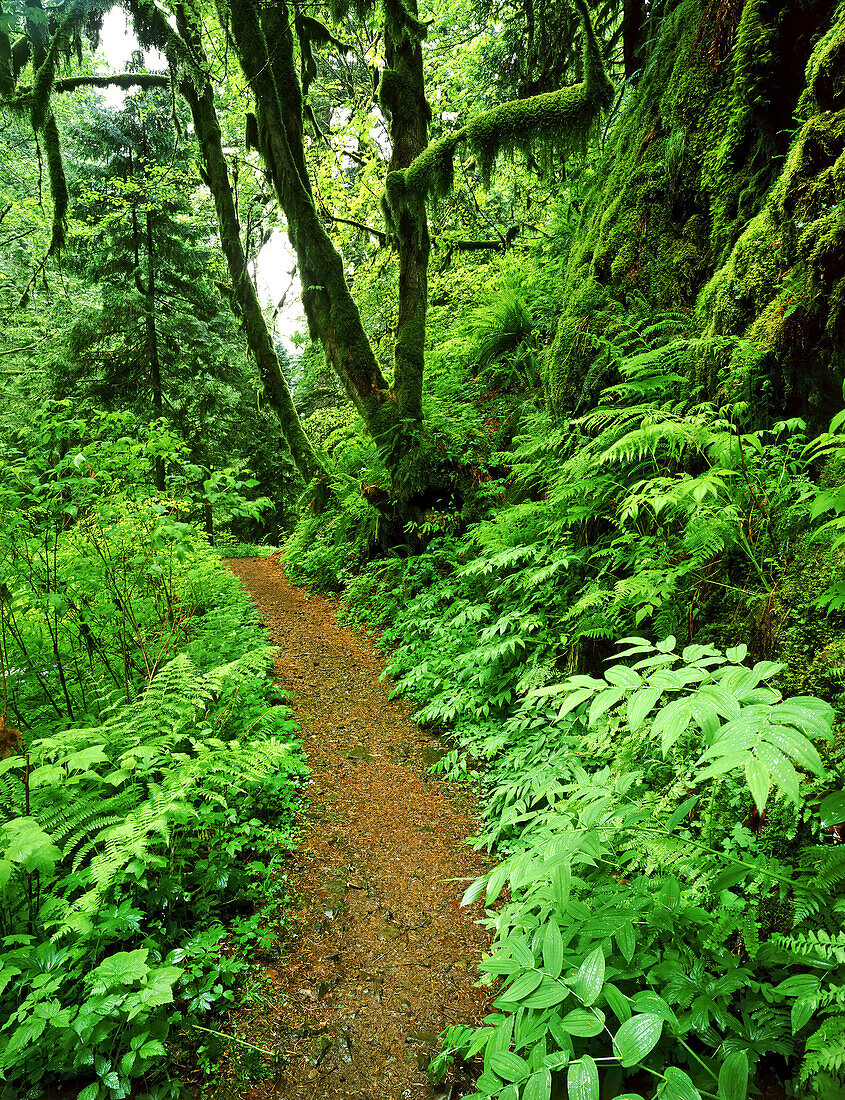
[464,1027,495,1058]
[553,864,571,912]
[461,876,487,907]
[605,665,642,690]
[589,686,626,726]
[542,920,564,979]
[567,1055,599,1100]
[476,1069,503,1095]
[603,982,632,1023]
[659,1067,702,1100]
[744,756,770,814]
[501,970,543,1003]
[616,922,636,963]
[557,688,596,719]
[775,974,822,998]
[559,1008,605,1037]
[658,878,681,911]
[763,724,825,776]
[523,1068,552,1100]
[487,863,511,904]
[725,644,748,663]
[772,697,834,740]
[65,745,109,772]
[548,1013,575,1053]
[718,1051,748,1100]
[756,742,801,804]
[653,698,694,756]
[135,964,182,1011]
[0,817,60,874]
[613,1013,663,1067]
[713,863,755,892]
[521,976,572,1009]
[490,1015,515,1054]
[666,795,698,832]
[489,1051,530,1081]
[695,752,749,784]
[574,947,604,1006]
[479,955,522,976]
[791,996,818,1033]
[499,1087,519,1100]
[627,686,664,732]
[631,993,677,1026]
[820,791,845,827]
[508,935,536,968]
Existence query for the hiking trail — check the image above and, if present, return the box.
[219,555,493,1099]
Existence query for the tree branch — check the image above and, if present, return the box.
[320,209,386,245]
[52,73,171,94]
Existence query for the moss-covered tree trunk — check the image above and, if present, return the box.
[171,7,327,488]
[380,0,430,427]
[142,210,165,491]
[547,0,845,426]
[225,0,407,459]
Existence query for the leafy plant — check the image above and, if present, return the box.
[427,638,841,1100]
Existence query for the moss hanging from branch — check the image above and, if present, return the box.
[0,0,14,97]
[42,110,67,252]
[383,0,613,222]
[295,14,348,96]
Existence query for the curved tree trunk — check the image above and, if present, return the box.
[225,0,406,457]
[166,5,328,489]
[380,0,431,427]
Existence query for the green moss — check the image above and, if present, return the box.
[763,532,845,697]
[547,0,845,421]
[43,111,67,252]
[699,99,845,423]
[703,0,778,265]
[385,0,612,220]
[799,0,845,115]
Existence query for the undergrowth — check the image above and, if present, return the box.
[0,407,306,1099]
[287,292,845,1097]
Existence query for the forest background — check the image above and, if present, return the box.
[2,0,845,1098]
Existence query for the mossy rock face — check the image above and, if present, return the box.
[700,102,845,426]
[547,0,844,421]
[761,532,845,697]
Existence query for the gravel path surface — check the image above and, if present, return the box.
[218,555,492,1100]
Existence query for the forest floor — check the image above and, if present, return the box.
[214,554,493,1100]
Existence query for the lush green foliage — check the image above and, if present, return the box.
[0,408,306,1098]
[4,0,845,1096]
[305,287,845,1098]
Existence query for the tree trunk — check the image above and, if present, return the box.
[224,0,407,456]
[622,0,645,79]
[380,0,430,427]
[144,210,165,492]
[172,8,328,490]
[382,0,431,426]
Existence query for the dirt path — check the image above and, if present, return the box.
[220,556,492,1099]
